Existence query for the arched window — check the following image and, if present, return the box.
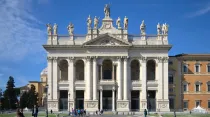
[75,60,84,80]
[59,60,68,81]
[131,60,140,80]
[147,60,156,80]
[102,59,112,80]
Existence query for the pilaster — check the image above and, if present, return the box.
[67,57,75,100]
[52,57,58,100]
[47,57,53,100]
[139,57,147,111]
[93,56,98,100]
[117,57,122,100]
[85,57,92,100]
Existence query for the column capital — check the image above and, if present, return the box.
[99,86,103,91]
[157,57,163,63]
[163,57,169,63]
[112,87,116,91]
[53,57,58,62]
[67,57,74,62]
[85,56,92,61]
[92,56,98,62]
[47,56,53,61]
[139,56,147,63]
[116,56,122,61]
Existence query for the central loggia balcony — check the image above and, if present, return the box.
[99,79,116,85]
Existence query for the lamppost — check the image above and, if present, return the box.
[68,93,70,115]
[147,93,150,115]
[173,84,176,117]
[45,85,49,117]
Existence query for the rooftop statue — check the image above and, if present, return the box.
[157,23,161,35]
[140,20,146,35]
[53,23,58,35]
[46,23,52,35]
[87,15,92,29]
[124,16,128,30]
[116,17,121,29]
[94,16,99,29]
[104,4,110,17]
[67,22,74,35]
[162,23,169,35]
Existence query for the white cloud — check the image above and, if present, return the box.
[188,3,210,18]
[0,0,46,62]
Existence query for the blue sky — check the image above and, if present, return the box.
[0,0,210,90]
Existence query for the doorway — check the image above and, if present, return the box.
[75,90,84,109]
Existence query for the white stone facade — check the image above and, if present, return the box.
[43,5,171,113]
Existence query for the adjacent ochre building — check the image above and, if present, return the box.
[42,5,171,113]
[176,54,210,111]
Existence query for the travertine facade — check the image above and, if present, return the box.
[43,5,171,113]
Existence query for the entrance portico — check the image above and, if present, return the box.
[43,4,171,114]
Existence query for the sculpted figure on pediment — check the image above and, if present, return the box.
[46,23,52,35]
[116,17,121,29]
[124,16,128,29]
[140,20,146,35]
[53,23,58,35]
[162,23,169,35]
[157,23,161,35]
[94,16,99,29]
[67,22,74,35]
[100,39,116,45]
[104,4,110,17]
[87,15,92,29]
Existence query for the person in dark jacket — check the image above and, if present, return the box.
[144,109,148,117]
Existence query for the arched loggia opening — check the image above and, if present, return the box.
[75,60,84,80]
[131,60,140,80]
[59,60,68,81]
[102,59,112,80]
[147,60,156,80]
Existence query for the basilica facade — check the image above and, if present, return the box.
[43,5,171,113]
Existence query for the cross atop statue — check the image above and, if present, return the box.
[104,4,110,18]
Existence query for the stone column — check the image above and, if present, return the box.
[139,57,147,111]
[53,57,58,100]
[67,57,75,110]
[163,57,169,100]
[100,89,103,110]
[157,57,163,100]
[47,57,53,100]
[93,57,98,100]
[112,65,115,80]
[100,65,103,80]
[112,87,115,111]
[85,57,92,100]
[117,57,122,100]
[123,57,128,100]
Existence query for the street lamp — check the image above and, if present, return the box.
[147,93,150,115]
[45,85,49,117]
[68,93,70,115]
[173,84,176,117]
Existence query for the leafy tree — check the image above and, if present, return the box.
[3,76,18,109]
[19,91,28,109]
[26,84,38,109]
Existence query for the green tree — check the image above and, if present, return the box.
[26,84,38,109]
[19,91,28,109]
[3,76,18,109]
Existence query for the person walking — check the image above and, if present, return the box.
[144,109,148,117]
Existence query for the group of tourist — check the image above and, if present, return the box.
[69,108,86,117]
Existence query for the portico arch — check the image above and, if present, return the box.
[75,60,84,80]
[130,60,140,80]
[102,59,112,80]
[59,59,68,81]
[147,59,156,80]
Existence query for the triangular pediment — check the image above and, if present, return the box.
[83,33,131,46]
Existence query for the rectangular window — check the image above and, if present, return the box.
[208,65,210,73]
[208,85,210,92]
[169,88,174,92]
[196,85,200,92]
[169,75,173,84]
[183,85,187,92]
[183,65,187,73]
[195,100,200,107]
[208,101,210,108]
[195,65,199,72]
[183,101,188,109]
[169,61,173,65]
